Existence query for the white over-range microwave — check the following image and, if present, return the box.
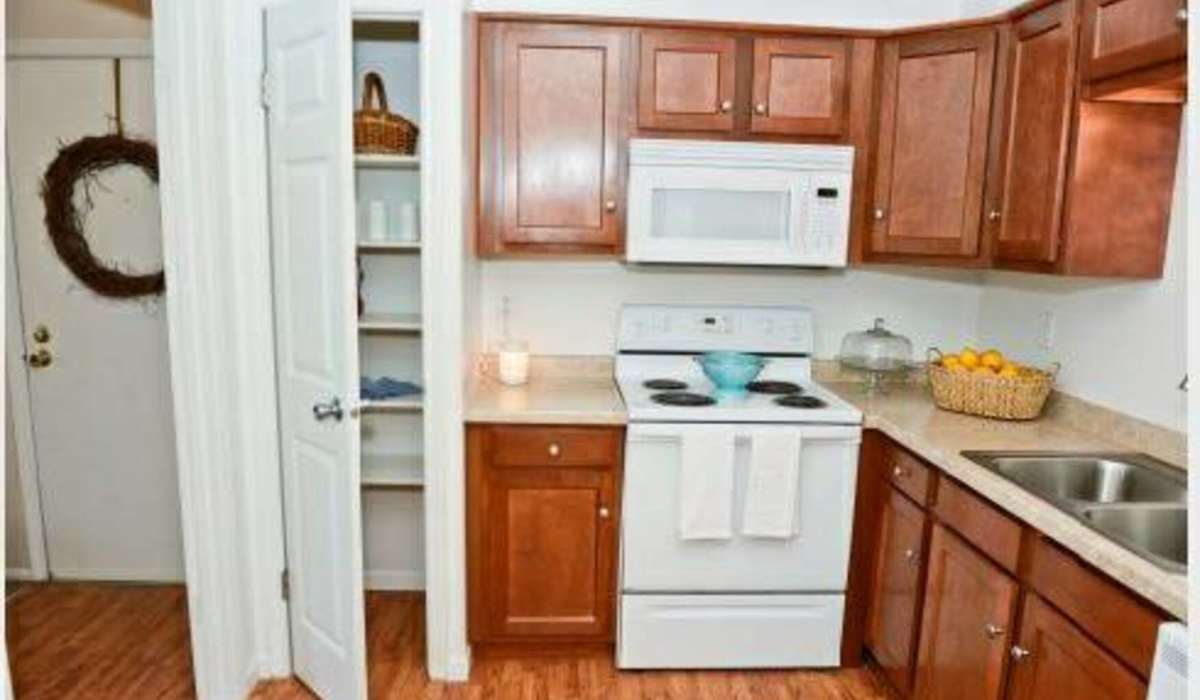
[626,139,854,267]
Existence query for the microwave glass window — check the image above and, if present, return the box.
[650,188,791,243]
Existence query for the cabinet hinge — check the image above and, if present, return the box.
[260,70,273,111]
[281,569,290,601]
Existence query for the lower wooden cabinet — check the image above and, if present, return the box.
[1007,594,1146,700]
[914,523,1018,700]
[865,488,928,692]
[467,424,623,643]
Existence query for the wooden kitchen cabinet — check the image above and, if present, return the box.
[865,488,929,693]
[913,524,1018,700]
[1080,0,1187,98]
[868,27,997,262]
[467,424,623,643]
[478,23,631,256]
[1007,594,1146,700]
[750,37,848,136]
[637,29,738,132]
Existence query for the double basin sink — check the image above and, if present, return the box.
[961,452,1187,573]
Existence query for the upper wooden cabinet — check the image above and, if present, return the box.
[1007,594,1146,700]
[868,28,997,261]
[467,424,624,643]
[750,37,848,136]
[636,28,851,138]
[638,29,738,132]
[1080,0,1187,98]
[478,23,631,256]
[994,1,1078,265]
[913,524,1018,700]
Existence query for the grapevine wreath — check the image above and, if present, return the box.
[40,133,164,298]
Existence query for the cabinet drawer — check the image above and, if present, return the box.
[1026,536,1165,677]
[882,441,934,505]
[490,426,621,468]
[933,478,1022,573]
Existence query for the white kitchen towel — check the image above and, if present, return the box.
[677,430,736,540]
[741,430,803,538]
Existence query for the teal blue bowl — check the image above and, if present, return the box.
[696,352,766,396]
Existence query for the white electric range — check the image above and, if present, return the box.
[614,304,863,669]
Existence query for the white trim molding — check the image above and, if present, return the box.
[151,0,287,696]
[6,39,152,59]
[364,569,426,591]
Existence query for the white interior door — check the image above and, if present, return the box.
[265,0,367,698]
[6,56,183,581]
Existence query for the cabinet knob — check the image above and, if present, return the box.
[892,465,907,479]
[984,623,1006,639]
[548,442,561,458]
[903,548,918,562]
[719,99,733,113]
[1177,7,1188,24]
[754,102,767,115]
[599,506,610,519]
[874,207,887,221]
[604,200,617,213]
[1011,645,1032,661]
[987,209,1001,222]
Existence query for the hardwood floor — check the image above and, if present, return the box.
[7,585,891,699]
[6,583,195,699]
[254,593,893,699]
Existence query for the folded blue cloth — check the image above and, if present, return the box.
[360,376,422,401]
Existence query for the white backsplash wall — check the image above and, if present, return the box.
[481,263,986,359]
[977,140,1188,432]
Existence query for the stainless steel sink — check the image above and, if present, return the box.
[961,451,1187,572]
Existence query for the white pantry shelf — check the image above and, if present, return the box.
[358,312,422,333]
[360,396,423,414]
[361,454,424,489]
[354,153,419,169]
[356,240,421,253]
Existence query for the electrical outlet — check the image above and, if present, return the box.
[1038,311,1056,351]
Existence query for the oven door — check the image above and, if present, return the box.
[626,165,812,266]
[621,423,860,593]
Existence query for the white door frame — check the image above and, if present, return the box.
[3,39,158,584]
[151,0,470,695]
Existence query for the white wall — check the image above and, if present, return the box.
[482,263,986,358]
[6,0,150,39]
[977,141,1189,433]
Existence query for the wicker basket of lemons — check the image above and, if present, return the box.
[927,347,1058,421]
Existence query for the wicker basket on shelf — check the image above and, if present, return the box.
[926,348,1058,421]
[354,72,419,155]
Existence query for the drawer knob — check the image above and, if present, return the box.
[754,102,767,115]
[599,506,610,519]
[604,199,617,213]
[873,207,887,221]
[892,465,907,479]
[987,208,1001,222]
[1011,645,1032,661]
[548,442,561,458]
[985,623,1005,639]
[904,548,918,562]
[1176,7,1188,24]
[719,99,733,113]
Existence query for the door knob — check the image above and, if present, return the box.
[1011,645,1032,661]
[904,548,919,562]
[873,207,887,221]
[892,465,907,479]
[719,99,733,113]
[26,348,52,369]
[548,442,561,457]
[599,506,610,519]
[312,397,344,422]
[754,103,767,115]
[604,200,617,213]
[987,209,1001,222]
[32,325,51,343]
[984,623,1006,639]
[1176,7,1188,24]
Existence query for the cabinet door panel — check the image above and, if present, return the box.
[479,24,628,255]
[913,524,1017,700]
[866,488,928,694]
[995,1,1077,264]
[750,37,848,136]
[1081,0,1186,81]
[1008,594,1145,700]
[638,29,737,132]
[871,28,995,258]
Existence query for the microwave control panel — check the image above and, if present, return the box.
[800,173,853,265]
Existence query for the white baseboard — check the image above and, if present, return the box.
[46,567,186,584]
[5,568,43,582]
[364,568,425,591]
[445,646,471,682]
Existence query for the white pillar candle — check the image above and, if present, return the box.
[398,201,419,242]
[498,342,529,386]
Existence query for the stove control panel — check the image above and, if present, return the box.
[618,304,815,355]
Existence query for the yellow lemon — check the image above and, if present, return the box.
[947,363,969,374]
[941,354,961,368]
[972,365,995,376]
[959,348,981,369]
[998,363,1020,378]
[980,349,1005,370]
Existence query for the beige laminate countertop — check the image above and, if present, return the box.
[465,369,1187,619]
